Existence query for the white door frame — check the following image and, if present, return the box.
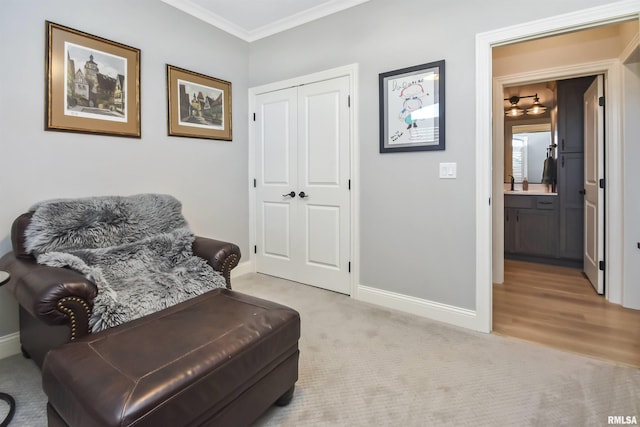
[248,64,360,296]
[475,1,640,333]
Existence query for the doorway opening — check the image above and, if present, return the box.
[491,20,636,287]
[500,75,602,282]
[474,2,640,335]
[488,20,639,364]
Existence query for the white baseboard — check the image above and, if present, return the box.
[0,332,20,360]
[355,285,481,331]
[230,260,253,279]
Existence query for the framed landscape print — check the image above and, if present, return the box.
[379,60,445,153]
[166,65,232,141]
[45,21,141,138]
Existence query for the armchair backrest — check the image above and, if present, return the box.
[11,212,34,259]
[22,194,187,256]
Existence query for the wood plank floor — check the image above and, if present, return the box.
[493,259,640,367]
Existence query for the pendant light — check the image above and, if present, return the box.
[526,94,547,115]
[505,95,524,117]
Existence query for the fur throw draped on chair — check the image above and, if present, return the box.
[24,194,227,332]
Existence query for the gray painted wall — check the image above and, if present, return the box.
[0,0,250,336]
[248,0,617,309]
[0,0,631,340]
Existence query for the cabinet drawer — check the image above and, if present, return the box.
[505,196,534,209]
[536,197,557,210]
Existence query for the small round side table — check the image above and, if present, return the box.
[0,270,16,427]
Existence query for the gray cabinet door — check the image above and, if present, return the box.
[557,76,592,263]
[558,152,584,260]
[514,209,557,256]
[504,208,515,253]
[557,76,594,153]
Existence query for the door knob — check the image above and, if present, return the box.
[579,189,586,195]
[282,191,295,198]
[298,191,309,198]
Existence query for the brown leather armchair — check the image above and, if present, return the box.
[0,212,241,368]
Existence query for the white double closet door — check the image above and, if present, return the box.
[254,76,351,294]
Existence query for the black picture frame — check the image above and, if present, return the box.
[379,60,445,153]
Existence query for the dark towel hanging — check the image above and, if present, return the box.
[541,156,556,184]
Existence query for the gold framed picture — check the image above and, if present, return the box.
[45,21,141,138]
[166,65,232,141]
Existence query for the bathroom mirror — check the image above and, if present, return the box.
[504,119,552,184]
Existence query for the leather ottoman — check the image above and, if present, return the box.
[41,289,300,427]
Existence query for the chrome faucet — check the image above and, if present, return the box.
[508,175,515,191]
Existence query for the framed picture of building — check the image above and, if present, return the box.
[45,21,141,138]
[166,65,232,141]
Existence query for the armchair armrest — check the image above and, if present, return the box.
[192,236,241,289]
[0,252,97,339]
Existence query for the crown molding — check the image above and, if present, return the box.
[620,31,640,63]
[160,0,250,40]
[161,0,370,42]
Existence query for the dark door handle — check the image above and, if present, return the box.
[561,156,565,167]
[298,192,309,198]
[282,191,295,198]
[579,189,586,195]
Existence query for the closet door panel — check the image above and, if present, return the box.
[255,88,300,281]
[296,76,351,294]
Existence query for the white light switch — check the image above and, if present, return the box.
[439,162,457,179]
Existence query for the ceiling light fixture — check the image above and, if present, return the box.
[505,95,524,117]
[504,93,547,117]
[526,95,547,115]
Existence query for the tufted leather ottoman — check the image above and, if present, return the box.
[41,289,300,427]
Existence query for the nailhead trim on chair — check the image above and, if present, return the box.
[222,253,239,289]
[53,255,237,337]
[57,297,90,341]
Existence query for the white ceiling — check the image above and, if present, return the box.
[161,0,371,42]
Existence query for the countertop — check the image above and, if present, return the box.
[504,190,557,196]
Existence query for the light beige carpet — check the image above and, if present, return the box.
[1,272,638,426]
[237,274,639,427]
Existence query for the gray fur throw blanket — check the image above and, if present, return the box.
[24,194,226,332]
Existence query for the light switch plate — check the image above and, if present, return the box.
[439,162,457,179]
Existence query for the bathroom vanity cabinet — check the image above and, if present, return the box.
[505,194,558,259]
